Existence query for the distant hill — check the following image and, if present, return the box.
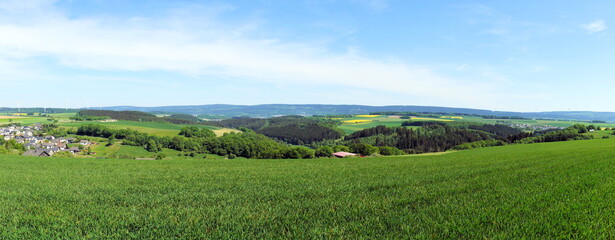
[2,104,614,122]
[97,104,615,122]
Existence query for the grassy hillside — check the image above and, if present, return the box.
[0,139,613,238]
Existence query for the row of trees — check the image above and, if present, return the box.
[179,126,216,138]
[69,116,110,121]
[78,110,196,125]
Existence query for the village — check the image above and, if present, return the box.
[0,124,93,157]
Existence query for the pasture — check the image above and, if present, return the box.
[0,138,612,239]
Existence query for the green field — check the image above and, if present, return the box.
[335,116,409,134]
[0,139,613,238]
[0,116,52,125]
[58,120,194,137]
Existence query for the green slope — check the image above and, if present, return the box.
[0,139,613,239]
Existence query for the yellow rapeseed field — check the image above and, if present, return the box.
[355,115,381,118]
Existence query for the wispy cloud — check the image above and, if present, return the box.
[582,20,607,33]
[0,0,517,108]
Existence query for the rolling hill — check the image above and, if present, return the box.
[4,104,615,122]
[98,104,615,122]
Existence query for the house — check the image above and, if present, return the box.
[41,143,55,149]
[332,152,358,158]
[22,150,52,157]
[79,140,90,146]
[68,147,81,153]
[56,143,67,150]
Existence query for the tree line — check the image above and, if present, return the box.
[78,110,196,125]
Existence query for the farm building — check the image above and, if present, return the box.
[332,152,358,158]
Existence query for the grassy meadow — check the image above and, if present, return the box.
[0,138,613,239]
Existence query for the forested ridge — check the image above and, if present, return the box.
[204,116,344,145]
[78,110,198,124]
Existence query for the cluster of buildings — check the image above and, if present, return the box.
[1,124,92,157]
[506,123,563,132]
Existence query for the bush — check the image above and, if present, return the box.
[315,146,334,157]
[378,146,405,156]
[333,145,351,152]
[349,143,379,156]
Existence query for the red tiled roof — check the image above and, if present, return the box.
[332,152,357,157]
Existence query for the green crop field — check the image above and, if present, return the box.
[57,120,237,137]
[0,116,52,125]
[336,115,408,134]
[0,139,613,239]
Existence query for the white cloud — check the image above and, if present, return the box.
[0,0,510,108]
[582,20,607,33]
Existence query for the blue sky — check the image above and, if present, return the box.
[0,0,613,111]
